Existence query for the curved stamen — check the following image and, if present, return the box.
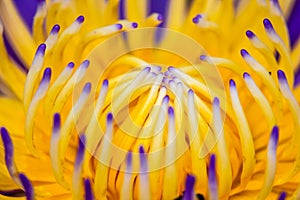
[45,24,61,50]
[19,173,34,200]
[139,146,150,200]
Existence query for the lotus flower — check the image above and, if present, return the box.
[0,0,300,199]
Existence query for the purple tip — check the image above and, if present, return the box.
[67,62,75,69]
[83,82,92,93]
[278,192,286,200]
[19,173,34,200]
[188,89,194,96]
[107,113,113,124]
[53,113,61,134]
[84,179,94,200]
[192,17,199,24]
[263,18,274,31]
[277,70,287,82]
[168,66,175,72]
[243,72,250,79]
[103,79,109,87]
[168,106,174,116]
[229,79,236,87]
[132,22,138,28]
[271,126,279,147]
[184,175,195,200]
[0,127,13,168]
[199,55,207,61]
[41,68,51,83]
[81,60,90,68]
[36,43,46,56]
[157,14,163,21]
[75,135,86,166]
[246,30,255,39]
[240,49,249,57]
[116,23,123,30]
[208,154,217,186]
[50,24,60,34]
[163,95,170,103]
[126,151,132,170]
[139,146,145,154]
[76,15,85,23]
[213,97,220,106]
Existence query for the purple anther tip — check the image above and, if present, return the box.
[139,146,145,154]
[107,113,113,123]
[75,134,86,166]
[67,62,75,69]
[184,175,196,200]
[82,60,90,68]
[263,18,274,31]
[229,79,236,87]
[240,49,249,57]
[277,70,286,81]
[19,173,34,200]
[199,55,207,61]
[83,82,92,93]
[188,89,194,96]
[42,68,52,83]
[168,106,174,116]
[36,43,46,56]
[209,154,216,176]
[0,127,13,167]
[278,192,286,200]
[103,79,109,87]
[76,15,85,23]
[157,14,163,21]
[246,30,255,39]
[84,179,94,200]
[243,72,250,79]
[132,22,138,28]
[51,24,60,34]
[163,95,170,103]
[53,113,61,133]
[271,126,279,145]
[116,23,123,30]
[213,97,220,106]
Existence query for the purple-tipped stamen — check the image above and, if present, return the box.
[107,113,113,124]
[75,135,86,167]
[53,113,61,134]
[213,97,220,106]
[81,60,90,69]
[139,146,148,173]
[67,62,75,69]
[157,14,163,21]
[102,79,109,87]
[240,49,249,57]
[229,79,236,88]
[278,192,286,200]
[168,106,174,117]
[183,175,195,200]
[116,23,123,30]
[35,43,46,56]
[270,126,279,151]
[246,30,255,39]
[50,24,60,35]
[208,154,218,195]
[188,89,194,96]
[163,95,170,103]
[263,18,274,32]
[126,151,132,172]
[83,82,92,94]
[41,67,52,83]
[76,15,85,23]
[19,173,34,200]
[84,179,94,200]
[192,14,202,24]
[277,70,287,82]
[132,22,138,28]
[243,72,251,79]
[0,127,13,170]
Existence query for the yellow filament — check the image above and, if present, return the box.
[33,3,47,44]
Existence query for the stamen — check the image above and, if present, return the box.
[183,175,195,200]
[25,67,52,157]
[145,13,163,26]
[84,179,94,200]
[24,43,47,111]
[208,154,218,200]
[19,173,34,200]
[257,126,279,199]
[229,79,255,183]
[278,192,286,200]
[58,82,92,171]
[73,135,86,200]
[162,106,178,199]
[0,127,20,185]
[192,14,218,29]
[243,72,276,127]
[52,60,90,113]
[50,113,70,189]
[139,146,150,200]
[212,97,232,197]
[121,152,133,200]
[94,113,114,199]
[45,24,61,50]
